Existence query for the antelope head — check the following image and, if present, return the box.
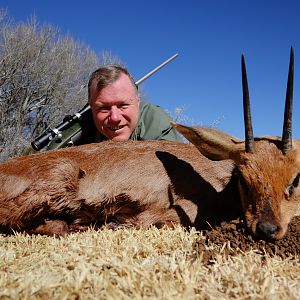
[173,47,300,240]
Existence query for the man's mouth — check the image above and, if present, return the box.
[107,125,125,132]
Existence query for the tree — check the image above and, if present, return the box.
[0,10,99,160]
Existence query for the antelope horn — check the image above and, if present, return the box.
[282,46,294,155]
[242,54,254,153]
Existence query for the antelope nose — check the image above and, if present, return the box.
[256,221,280,240]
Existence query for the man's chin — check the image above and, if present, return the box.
[110,135,130,141]
[107,131,131,141]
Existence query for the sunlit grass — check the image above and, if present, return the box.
[0,226,299,299]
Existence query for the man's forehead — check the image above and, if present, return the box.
[95,97,138,106]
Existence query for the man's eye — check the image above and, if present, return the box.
[119,104,130,109]
[97,106,110,112]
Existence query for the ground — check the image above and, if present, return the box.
[195,216,300,264]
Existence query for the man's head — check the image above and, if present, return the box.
[88,65,140,141]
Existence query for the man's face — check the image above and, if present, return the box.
[90,73,140,141]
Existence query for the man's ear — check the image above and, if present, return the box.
[136,95,141,109]
[171,122,245,161]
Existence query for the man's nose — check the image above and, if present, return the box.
[109,106,121,122]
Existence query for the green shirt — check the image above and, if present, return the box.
[132,102,182,141]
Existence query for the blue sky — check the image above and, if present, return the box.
[2,0,300,139]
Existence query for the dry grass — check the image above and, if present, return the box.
[0,226,299,299]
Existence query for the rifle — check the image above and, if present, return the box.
[31,53,178,151]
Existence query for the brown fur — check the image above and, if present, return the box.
[0,124,299,240]
[0,137,240,236]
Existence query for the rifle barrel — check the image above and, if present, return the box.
[135,53,178,85]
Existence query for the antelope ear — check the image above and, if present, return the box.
[171,122,245,161]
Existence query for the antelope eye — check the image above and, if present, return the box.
[292,173,300,188]
[239,174,247,187]
[288,172,300,197]
[288,185,294,197]
[235,169,249,194]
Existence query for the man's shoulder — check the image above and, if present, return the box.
[136,101,182,142]
[139,101,171,122]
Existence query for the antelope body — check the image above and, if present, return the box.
[0,139,240,235]
[0,48,299,240]
[0,123,299,240]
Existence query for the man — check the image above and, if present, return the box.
[87,65,182,142]
[41,64,181,151]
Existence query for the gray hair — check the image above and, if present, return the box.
[88,65,138,102]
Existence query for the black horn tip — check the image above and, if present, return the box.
[241,53,246,65]
[290,46,294,67]
[281,46,294,155]
[241,52,255,153]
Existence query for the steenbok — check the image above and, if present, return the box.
[0,48,298,240]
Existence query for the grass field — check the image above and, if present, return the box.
[0,226,299,299]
